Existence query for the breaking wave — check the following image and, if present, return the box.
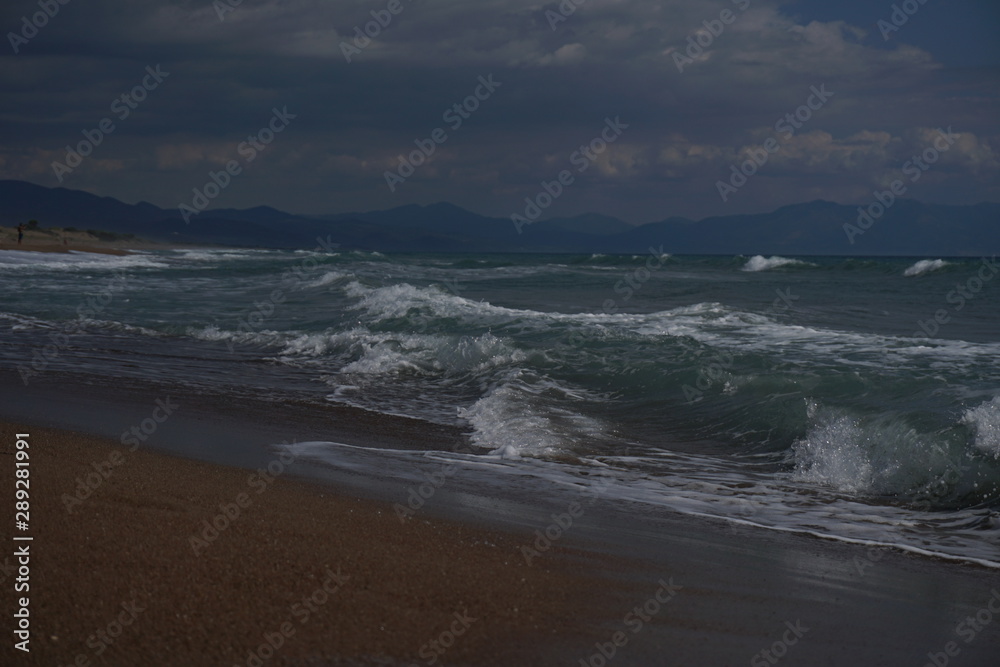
[741,255,814,272]
[904,259,949,277]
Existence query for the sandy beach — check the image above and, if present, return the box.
[0,419,624,666]
[0,226,188,255]
[1,370,998,666]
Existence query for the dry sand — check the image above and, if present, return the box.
[0,226,186,255]
[0,421,625,666]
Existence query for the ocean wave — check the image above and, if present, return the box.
[903,259,949,276]
[0,311,56,330]
[343,280,530,325]
[169,249,265,262]
[344,281,751,333]
[302,270,349,289]
[273,438,1000,570]
[74,318,164,337]
[791,399,999,506]
[187,321,527,381]
[187,324,279,347]
[337,330,525,377]
[0,310,163,337]
[741,255,814,272]
[0,249,168,271]
[340,281,1000,378]
[457,370,612,459]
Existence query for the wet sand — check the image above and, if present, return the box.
[0,420,621,666]
[2,373,999,666]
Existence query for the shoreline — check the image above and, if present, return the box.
[2,374,999,664]
[0,225,214,255]
[0,419,624,666]
[0,243,131,256]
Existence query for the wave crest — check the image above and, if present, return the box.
[458,371,611,459]
[792,400,998,507]
[741,255,813,272]
[904,259,948,277]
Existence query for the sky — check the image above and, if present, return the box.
[1,0,998,224]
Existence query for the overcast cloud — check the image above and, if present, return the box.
[1,0,997,222]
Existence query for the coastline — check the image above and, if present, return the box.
[0,419,622,666]
[2,374,999,665]
[0,225,206,255]
[0,243,131,256]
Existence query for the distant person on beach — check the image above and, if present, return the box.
[17,223,25,245]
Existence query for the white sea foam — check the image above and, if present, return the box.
[903,259,948,276]
[341,281,1000,379]
[342,331,524,377]
[170,249,260,262]
[741,255,813,272]
[792,401,888,494]
[790,400,980,499]
[344,281,531,324]
[275,439,1000,569]
[303,271,348,288]
[0,311,54,330]
[187,324,292,350]
[0,249,167,271]
[345,282,739,333]
[963,397,1000,458]
[458,374,611,459]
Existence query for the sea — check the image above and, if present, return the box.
[1,247,998,567]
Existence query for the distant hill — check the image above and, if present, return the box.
[0,180,996,255]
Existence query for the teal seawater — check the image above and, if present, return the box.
[1,248,998,564]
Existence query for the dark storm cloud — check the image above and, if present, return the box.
[0,0,996,222]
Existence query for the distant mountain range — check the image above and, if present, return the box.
[1,179,996,255]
